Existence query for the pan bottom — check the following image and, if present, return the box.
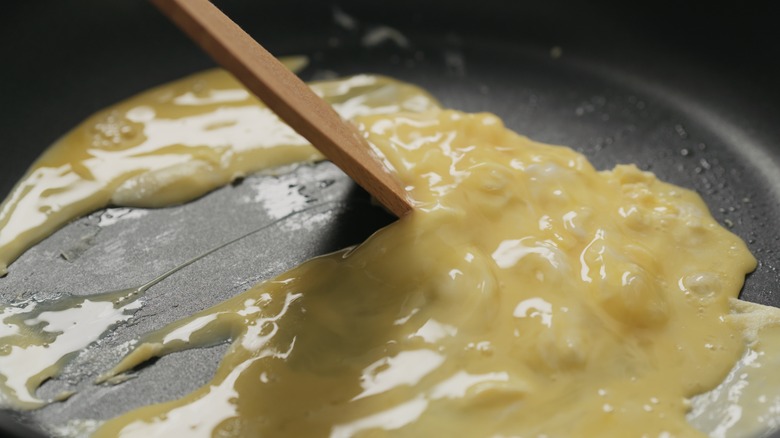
[1,30,779,437]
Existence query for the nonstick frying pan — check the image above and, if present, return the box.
[2,1,779,436]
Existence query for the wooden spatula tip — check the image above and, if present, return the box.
[152,0,414,218]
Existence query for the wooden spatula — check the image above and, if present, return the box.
[151,0,413,218]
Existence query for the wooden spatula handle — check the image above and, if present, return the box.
[151,0,413,217]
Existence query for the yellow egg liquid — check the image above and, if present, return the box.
[0,63,777,438]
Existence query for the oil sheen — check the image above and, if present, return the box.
[0,67,774,437]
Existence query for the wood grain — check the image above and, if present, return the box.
[151,0,413,217]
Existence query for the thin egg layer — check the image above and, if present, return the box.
[0,59,438,275]
[690,299,780,436]
[90,110,757,437]
[0,65,438,409]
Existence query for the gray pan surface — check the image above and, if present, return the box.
[1,1,779,436]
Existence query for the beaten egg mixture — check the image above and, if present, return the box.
[0,60,777,437]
